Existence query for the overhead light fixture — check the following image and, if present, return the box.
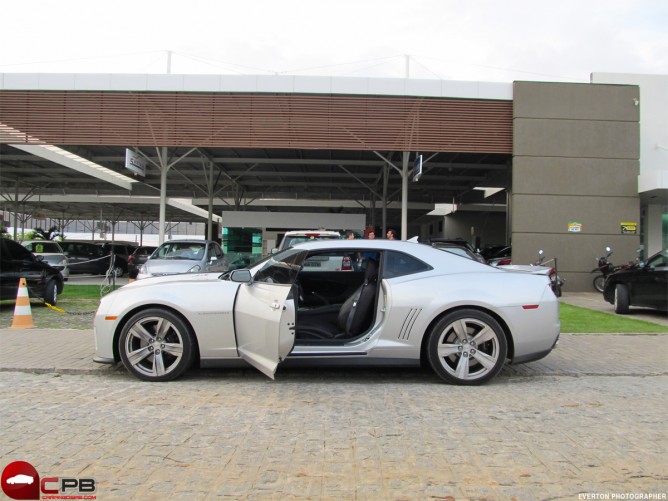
[2,122,138,191]
[474,187,504,198]
[427,203,457,216]
[12,144,138,191]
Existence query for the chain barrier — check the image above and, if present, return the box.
[43,254,121,316]
[66,253,121,296]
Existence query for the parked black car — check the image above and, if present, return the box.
[60,240,114,275]
[485,246,512,266]
[0,238,64,305]
[603,249,668,314]
[127,245,157,279]
[97,242,135,277]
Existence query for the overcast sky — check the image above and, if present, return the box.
[0,0,666,83]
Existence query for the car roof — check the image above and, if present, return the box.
[160,239,215,245]
[289,238,488,268]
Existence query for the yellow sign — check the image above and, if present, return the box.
[621,222,637,234]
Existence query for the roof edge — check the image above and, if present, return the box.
[0,72,513,101]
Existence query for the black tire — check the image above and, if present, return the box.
[42,279,58,306]
[614,284,630,314]
[119,308,195,382]
[593,275,605,293]
[426,309,507,386]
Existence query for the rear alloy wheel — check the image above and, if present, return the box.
[593,275,605,293]
[119,308,195,381]
[614,284,630,314]
[113,265,125,278]
[427,309,507,385]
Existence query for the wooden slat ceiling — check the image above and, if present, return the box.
[0,91,512,153]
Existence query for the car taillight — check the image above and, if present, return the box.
[342,256,352,271]
[128,256,134,264]
[498,258,512,266]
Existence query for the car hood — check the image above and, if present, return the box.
[125,271,224,288]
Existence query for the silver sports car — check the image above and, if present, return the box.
[93,240,560,385]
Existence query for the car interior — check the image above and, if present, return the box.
[250,248,434,345]
[296,254,380,343]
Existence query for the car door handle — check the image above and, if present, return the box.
[271,302,281,310]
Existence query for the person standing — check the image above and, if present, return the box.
[386,229,396,240]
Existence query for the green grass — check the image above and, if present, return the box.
[559,303,668,333]
[60,284,119,299]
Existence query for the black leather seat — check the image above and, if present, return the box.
[296,259,379,340]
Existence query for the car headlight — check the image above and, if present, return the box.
[136,264,149,279]
[187,265,201,273]
[58,258,68,267]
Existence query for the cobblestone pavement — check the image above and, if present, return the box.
[0,329,667,500]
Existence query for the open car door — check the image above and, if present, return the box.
[234,249,307,378]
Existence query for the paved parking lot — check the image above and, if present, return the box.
[0,326,666,500]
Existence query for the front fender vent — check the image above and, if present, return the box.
[398,308,422,340]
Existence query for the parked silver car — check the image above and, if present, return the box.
[22,240,70,281]
[136,240,228,279]
[94,239,560,385]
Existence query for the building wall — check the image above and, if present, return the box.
[512,81,640,291]
[592,73,668,255]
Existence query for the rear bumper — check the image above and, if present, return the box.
[511,332,559,364]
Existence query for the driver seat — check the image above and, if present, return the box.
[296,259,379,340]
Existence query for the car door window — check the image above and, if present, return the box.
[383,250,431,278]
[254,248,307,284]
[207,244,221,261]
[647,251,668,268]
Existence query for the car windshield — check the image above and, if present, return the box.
[647,250,668,268]
[154,242,206,261]
[436,246,474,259]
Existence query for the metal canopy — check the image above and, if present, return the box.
[0,143,511,229]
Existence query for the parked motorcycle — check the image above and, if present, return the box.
[591,246,614,293]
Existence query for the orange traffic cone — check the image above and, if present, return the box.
[11,277,35,329]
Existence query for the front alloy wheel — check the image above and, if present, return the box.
[42,279,58,306]
[614,284,630,314]
[119,308,195,381]
[427,309,507,385]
